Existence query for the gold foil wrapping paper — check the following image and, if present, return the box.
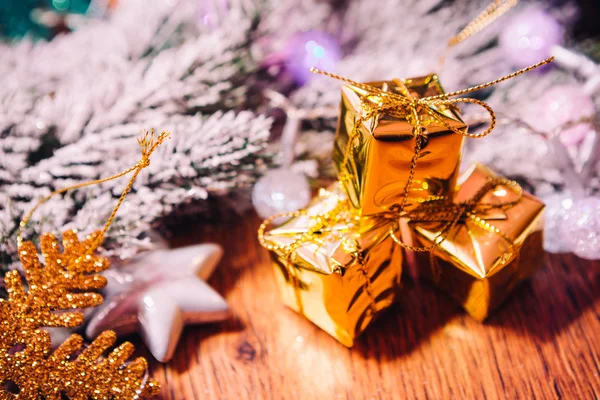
[262,184,403,346]
[333,74,468,215]
[403,163,545,321]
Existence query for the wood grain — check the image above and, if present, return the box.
[144,214,600,400]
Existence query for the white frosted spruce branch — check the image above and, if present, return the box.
[1,111,272,267]
[0,0,272,267]
[0,0,261,182]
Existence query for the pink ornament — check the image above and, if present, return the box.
[285,31,341,85]
[536,85,595,146]
[500,7,563,69]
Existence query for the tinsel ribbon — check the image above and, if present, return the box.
[447,0,519,48]
[311,56,553,212]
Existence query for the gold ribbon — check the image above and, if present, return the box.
[258,178,523,280]
[259,0,537,298]
[311,56,553,213]
[258,179,523,306]
[257,194,358,257]
[260,59,553,304]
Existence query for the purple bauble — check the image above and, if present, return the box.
[285,31,341,85]
[535,84,595,146]
[500,7,563,69]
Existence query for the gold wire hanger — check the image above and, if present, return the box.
[17,130,171,253]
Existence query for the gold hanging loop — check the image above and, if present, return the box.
[17,130,171,251]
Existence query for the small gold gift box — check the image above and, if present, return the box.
[403,163,545,321]
[260,184,403,346]
[333,74,468,216]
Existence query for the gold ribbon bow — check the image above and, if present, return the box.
[391,176,524,281]
[257,189,361,263]
[390,177,523,252]
[311,57,553,212]
[258,189,377,315]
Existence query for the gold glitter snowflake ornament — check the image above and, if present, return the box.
[0,130,170,399]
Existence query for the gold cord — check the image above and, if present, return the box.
[258,0,536,281]
[257,193,378,315]
[426,57,554,100]
[258,189,361,251]
[448,0,519,47]
[17,130,171,250]
[352,240,377,316]
[257,192,360,255]
[311,56,552,140]
[388,177,523,252]
[392,177,523,281]
[305,59,551,255]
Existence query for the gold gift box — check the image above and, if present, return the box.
[333,74,468,216]
[262,184,403,346]
[403,163,545,321]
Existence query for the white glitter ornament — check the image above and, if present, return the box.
[252,90,313,219]
[252,168,311,219]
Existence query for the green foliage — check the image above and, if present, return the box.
[0,0,91,39]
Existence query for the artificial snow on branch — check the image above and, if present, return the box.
[0,0,273,267]
[1,112,271,267]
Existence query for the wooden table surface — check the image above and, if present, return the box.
[147,215,600,400]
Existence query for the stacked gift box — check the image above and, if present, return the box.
[259,72,546,346]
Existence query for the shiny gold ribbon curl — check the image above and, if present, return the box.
[257,190,361,259]
[258,177,522,257]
